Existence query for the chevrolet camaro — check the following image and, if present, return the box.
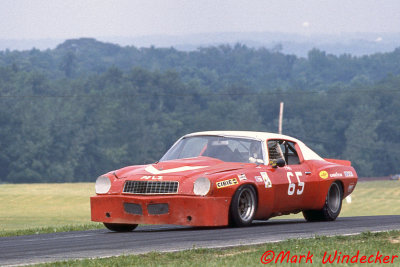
[91,131,358,232]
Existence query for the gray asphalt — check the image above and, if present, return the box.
[1,215,400,266]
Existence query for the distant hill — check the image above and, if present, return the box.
[1,32,400,56]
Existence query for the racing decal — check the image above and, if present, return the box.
[319,170,329,179]
[216,178,238,188]
[141,175,163,180]
[287,172,304,195]
[344,171,354,177]
[238,174,247,181]
[145,165,207,175]
[329,172,343,178]
[254,176,263,183]
[260,172,272,188]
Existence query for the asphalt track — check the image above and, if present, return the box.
[1,215,400,266]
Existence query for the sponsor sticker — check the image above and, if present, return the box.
[260,172,272,188]
[344,171,354,177]
[319,171,329,179]
[238,174,247,181]
[329,172,343,178]
[216,178,238,188]
[255,176,263,183]
[141,175,163,180]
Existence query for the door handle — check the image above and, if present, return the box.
[305,171,312,175]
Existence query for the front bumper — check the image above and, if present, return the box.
[91,194,231,226]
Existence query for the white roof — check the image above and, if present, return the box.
[184,131,324,161]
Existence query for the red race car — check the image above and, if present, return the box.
[91,131,357,232]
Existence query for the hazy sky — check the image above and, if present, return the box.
[1,0,399,39]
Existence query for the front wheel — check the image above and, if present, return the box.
[303,181,343,222]
[104,223,138,232]
[229,185,257,227]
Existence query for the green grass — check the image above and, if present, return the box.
[341,180,400,216]
[1,181,399,236]
[0,183,103,236]
[32,231,400,267]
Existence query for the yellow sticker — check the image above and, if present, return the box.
[216,178,238,188]
[319,170,329,179]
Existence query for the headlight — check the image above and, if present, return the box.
[193,177,211,196]
[95,176,111,194]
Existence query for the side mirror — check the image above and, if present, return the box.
[276,158,286,168]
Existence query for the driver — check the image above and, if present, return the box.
[249,141,263,164]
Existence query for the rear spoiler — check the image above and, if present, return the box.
[324,158,351,166]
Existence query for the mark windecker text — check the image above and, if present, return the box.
[260,250,398,264]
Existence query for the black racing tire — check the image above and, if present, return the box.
[229,185,257,227]
[303,181,343,222]
[103,223,138,232]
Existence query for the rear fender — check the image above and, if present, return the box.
[312,165,357,209]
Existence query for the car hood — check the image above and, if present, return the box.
[113,157,247,179]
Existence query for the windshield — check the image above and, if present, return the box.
[160,135,264,164]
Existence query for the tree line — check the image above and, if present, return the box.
[0,38,399,182]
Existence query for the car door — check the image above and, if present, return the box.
[267,139,312,212]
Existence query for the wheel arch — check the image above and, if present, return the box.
[228,183,258,227]
[312,179,344,210]
[334,179,345,199]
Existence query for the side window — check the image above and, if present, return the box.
[285,141,300,165]
[267,140,300,165]
[267,140,284,164]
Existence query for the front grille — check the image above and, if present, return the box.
[123,180,179,194]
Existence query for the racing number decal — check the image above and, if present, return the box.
[287,172,296,195]
[286,172,304,195]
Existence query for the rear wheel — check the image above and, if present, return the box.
[103,223,138,232]
[303,181,343,222]
[229,185,257,227]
